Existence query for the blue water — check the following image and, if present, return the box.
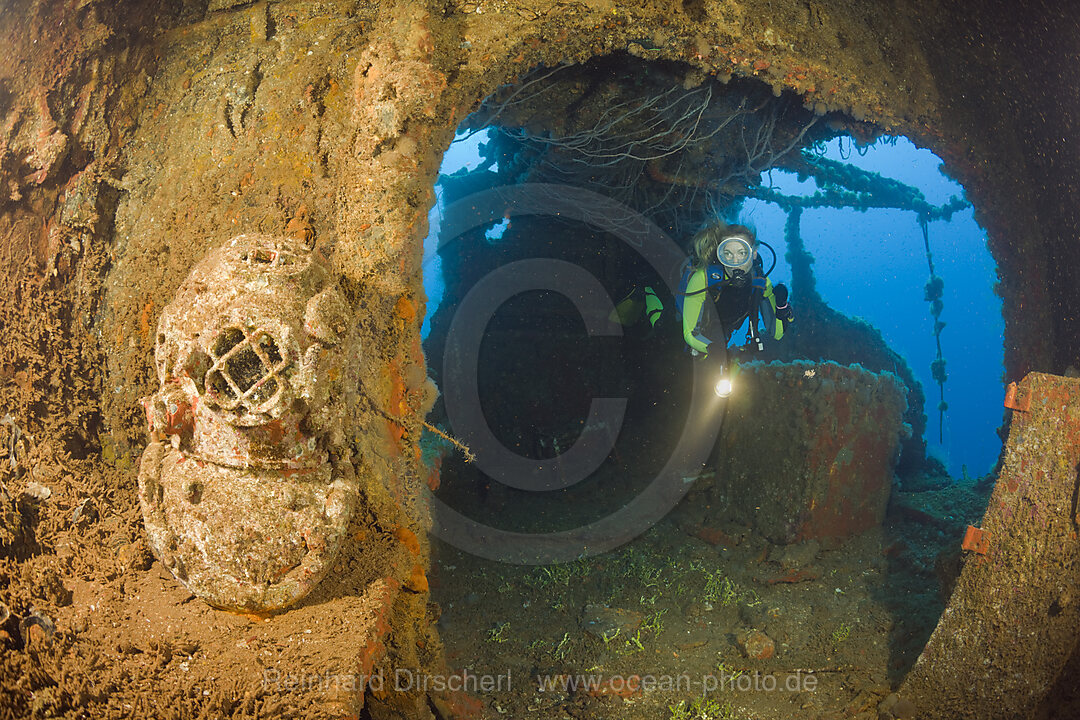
[421,131,490,336]
[424,132,1004,478]
[741,137,1004,477]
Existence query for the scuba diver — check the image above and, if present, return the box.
[678,221,794,396]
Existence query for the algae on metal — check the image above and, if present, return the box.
[899,373,1080,720]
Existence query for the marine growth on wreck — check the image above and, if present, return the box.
[1,1,1078,720]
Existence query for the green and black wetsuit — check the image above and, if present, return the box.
[681,264,785,358]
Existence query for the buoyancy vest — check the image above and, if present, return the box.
[678,257,779,354]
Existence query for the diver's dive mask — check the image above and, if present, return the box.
[717,236,755,286]
[717,236,753,268]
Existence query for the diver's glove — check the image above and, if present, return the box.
[774,284,794,326]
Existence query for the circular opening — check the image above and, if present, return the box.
[419,54,1003,716]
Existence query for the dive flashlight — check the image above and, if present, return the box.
[714,373,733,398]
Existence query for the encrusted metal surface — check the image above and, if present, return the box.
[138,234,359,611]
[900,373,1080,719]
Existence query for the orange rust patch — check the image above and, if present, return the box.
[741,630,775,659]
[410,336,425,365]
[395,295,417,324]
[406,563,428,592]
[139,297,154,340]
[284,203,313,243]
[425,458,442,491]
[1004,381,1030,411]
[761,568,820,585]
[264,419,285,445]
[385,360,409,450]
[585,675,643,700]
[435,690,486,719]
[278,466,318,479]
[390,362,408,415]
[395,526,421,556]
[357,579,398,678]
[962,525,991,555]
[695,526,734,547]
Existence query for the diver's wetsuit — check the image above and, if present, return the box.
[707,281,757,344]
[680,259,781,359]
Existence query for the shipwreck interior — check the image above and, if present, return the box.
[421,56,1006,717]
[2,1,1080,719]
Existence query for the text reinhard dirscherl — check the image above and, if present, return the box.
[261,668,818,695]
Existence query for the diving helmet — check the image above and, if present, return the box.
[138,233,361,612]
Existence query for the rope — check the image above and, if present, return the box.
[920,215,947,443]
[420,420,476,464]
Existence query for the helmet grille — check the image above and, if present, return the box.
[204,326,290,413]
